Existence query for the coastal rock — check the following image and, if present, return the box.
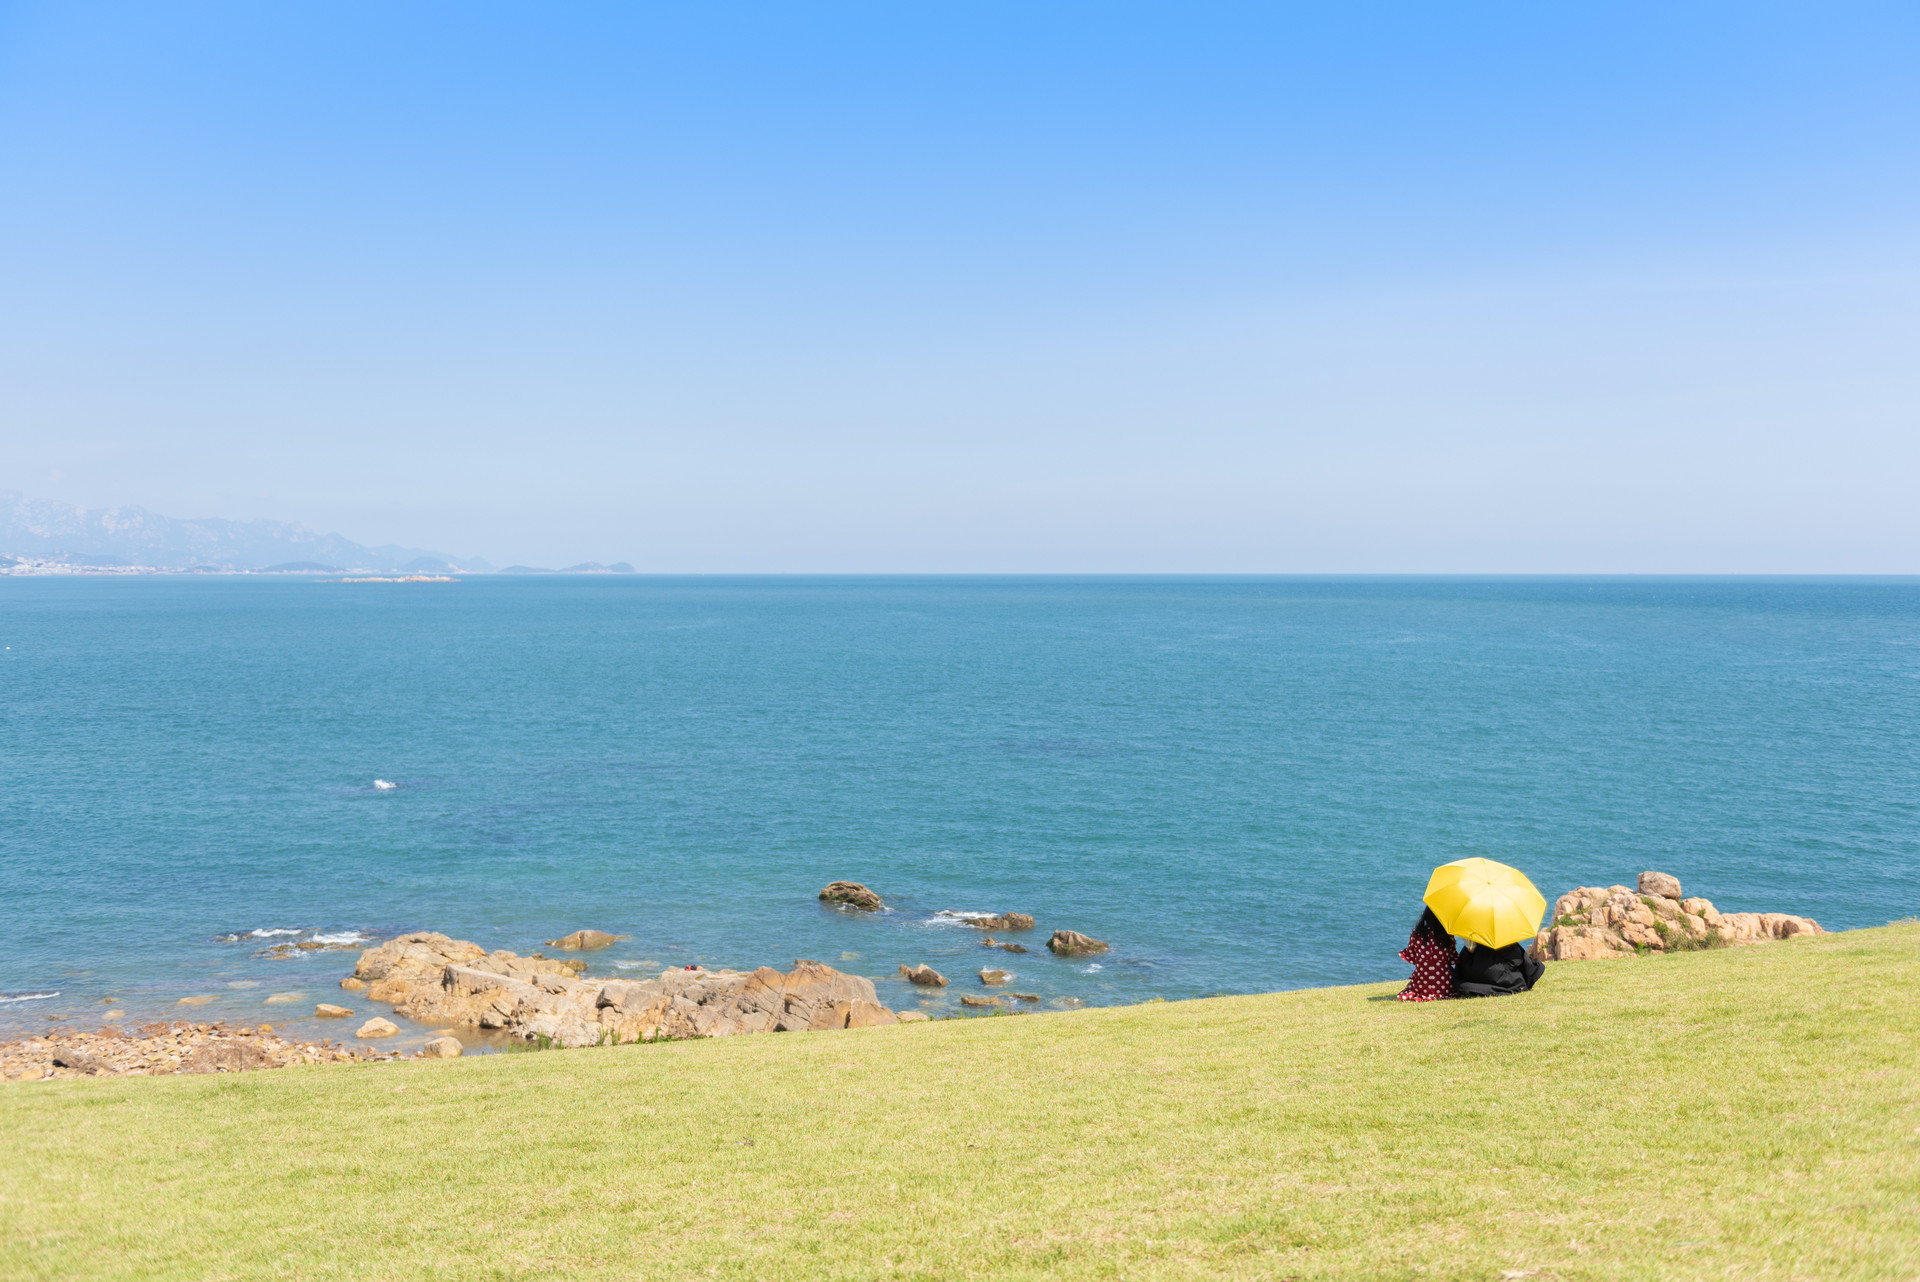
[350,939,901,1046]
[898,964,948,987]
[264,992,303,1004]
[819,882,884,912]
[979,969,1012,985]
[356,1018,399,1039]
[184,1040,274,1073]
[352,932,492,985]
[937,911,1035,932]
[420,1036,464,1058]
[1532,874,1824,961]
[960,995,1001,1008]
[979,937,1029,953]
[1638,871,1683,900]
[0,1020,402,1079]
[367,978,415,1004]
[314,1004,354,1019]
[339,977,367,991]
[546,930,623,951]
[51,1049,108,1075]
[1009,992,1041,1002]
[895,1010,931,1023]
[1047,930,1109,956]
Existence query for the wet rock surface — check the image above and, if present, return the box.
[546,930,624,951]
[1532,871,1825,961]
[939,911,1035,932]
[1047,930,1109,956]
[819,882,885,911]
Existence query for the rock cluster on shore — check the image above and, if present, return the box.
[0,1021,405,1081]
[1532,871,1825,961]
[349,932,908,1048]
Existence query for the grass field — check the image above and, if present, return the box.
[3,923,1917,1280]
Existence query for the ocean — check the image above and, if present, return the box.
[3,575,1915,1048]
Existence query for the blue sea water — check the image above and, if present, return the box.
[2,576,1916,1046]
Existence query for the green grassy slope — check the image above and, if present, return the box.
[3,924,1917,1280]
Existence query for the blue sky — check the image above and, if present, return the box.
[1,2,1916,570]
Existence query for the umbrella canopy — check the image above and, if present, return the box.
[1422,858,1547,949]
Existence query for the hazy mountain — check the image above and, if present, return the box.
[0,492,493,572]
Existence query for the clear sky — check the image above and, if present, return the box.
[2,2,1916,571]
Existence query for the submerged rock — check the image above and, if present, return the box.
[546,930,624,951]
[936,911,1034,932]
[979,937,1029,953]
[314,1003,354,1019]
[1047,930,1109,956]
[819,882,884,911]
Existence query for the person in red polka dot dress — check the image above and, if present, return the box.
[1397,906,1457,1001]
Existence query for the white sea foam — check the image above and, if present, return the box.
[309,930,367,946]
[927,910,994,927]
[247,928,304,938]
[373,779,398,791]
[0,992,58,1003]
[1082,963,1103,973]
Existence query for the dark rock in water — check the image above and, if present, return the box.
[940,911,1034,932]
[819,881,884,912]
[978,969,1012,986]
[960,995,1001,1008]
[546,929,624,951]
[1009,992,1041,1002]
[1047,930,1109,956]
[979,937,1029,954]
[898,964,947,987]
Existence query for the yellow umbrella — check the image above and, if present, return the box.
[1422,858,1547,949]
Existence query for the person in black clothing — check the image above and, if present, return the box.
[1451,938,1545,997]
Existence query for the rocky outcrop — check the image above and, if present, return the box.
[1,1021,406,1080]
[356,1018,399,1038]
[1531,871,1825,961]
[979,937,1029,953]
[960,995,1001,1008]
[345,932,913,1048]
[979,969,1012,985]
[819,882,884,911]
[935,911,1034,932]
[314,1003,353,1019]
[546,930,623,951]
[1047,930,1109,956]
[899,964,948,987]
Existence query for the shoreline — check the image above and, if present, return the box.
[2,917,1852,1083]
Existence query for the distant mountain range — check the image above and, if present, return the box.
[0,492,631,573]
